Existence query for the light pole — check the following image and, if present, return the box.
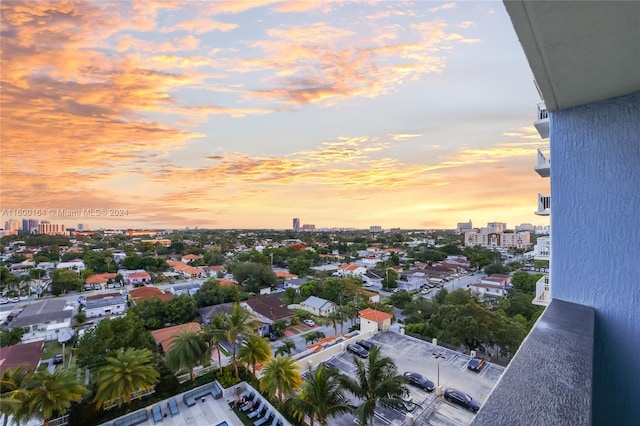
[433,352,445,390]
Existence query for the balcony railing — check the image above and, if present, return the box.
[535,192,550,216]
[535,102,549,139]
[532,275,550,306]
[534,147,550,178]
[471,299,593,426]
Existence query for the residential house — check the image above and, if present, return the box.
[9,299,74,343]
[55,260,85,274]
[336,264,367,278]
[284,277,310,292]
[169,283,201,296]
[362,270,382,287]
[197,303,233,325]
[469,282,509,299]
[151,322,202,353]
[84,295,126,318]
[359,308,392,334]
[0,340,44,375]
[127,271,151,286]
[201,265,225,277]
[275,271,298,280]
[85,273,117,290]
[181,254,202,263]
[129,286,172,305]
[167,260,203,279]
[299,296,336,317]
[243,295,295,324]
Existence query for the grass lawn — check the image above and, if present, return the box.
[231,405,259,426]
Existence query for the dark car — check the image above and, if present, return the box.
[467,358,486,372]
[356,340,376,351]
[347,344,369,358]
[403,372,435,392]
[444,389,481,413]
[53,354,64,364]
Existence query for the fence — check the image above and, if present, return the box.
[176,364,219,384]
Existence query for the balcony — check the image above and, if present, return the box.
[534,102,549,139]
[535,192,550,216]
[471,299,593,426]
[534,147,550,178]
[532,275,550,306]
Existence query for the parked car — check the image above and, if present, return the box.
[302,319,315,327]
[8,297,19,303]
[468,358,486,372]
[444,389,481,413]
[356,340,376,351]
[347,344,369,358]
[0,298,8,304]
[53,354,64,364]
[403,372,435,392]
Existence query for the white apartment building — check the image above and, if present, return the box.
[465,230,531,249]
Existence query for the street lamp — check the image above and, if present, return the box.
[433,352,445,389]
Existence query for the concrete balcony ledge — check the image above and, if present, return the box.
[472,299,593,426]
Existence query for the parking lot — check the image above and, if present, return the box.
[323,331,505,426]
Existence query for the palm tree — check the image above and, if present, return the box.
[93,348,159,409]
[204,313,227,372]
[339,346,407,426]
[260,356,302,404]
[286,365,353,426]
[166,330,211,381]
[1,367,32,426]
[26,368,86,426]
[274,339,296,357]
[213,302,261,378]
[327,311,341,335]
[238,334,272,379]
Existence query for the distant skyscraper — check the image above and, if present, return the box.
[456,220,473,234]
[22,219,29,231]
[4,219,20,231]
[370,225,382,233]
[292,218,300,232]
[302,224,315,231]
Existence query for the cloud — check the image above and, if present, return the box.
[162,18,238,34]
[428,2,457,13]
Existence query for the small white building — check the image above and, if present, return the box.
[9,300,74,343]
[470,282,509,298]
[299,296,336,317]
[55,260,85,274]
[85,296,127,318]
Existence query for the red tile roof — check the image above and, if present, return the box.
[359,308,393,322]
[129,286,172,303]
[129,272,151,279]
[85,273,117,284]
[275,271,297,279]
[150,322,202,353]
[307,334,345,353]
[86,292,121,301]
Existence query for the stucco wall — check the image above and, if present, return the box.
[551,91,640,423]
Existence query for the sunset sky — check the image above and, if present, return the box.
[0,0,549,230]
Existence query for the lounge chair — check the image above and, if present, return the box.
[247,401,265,419]
[254,409,272,426]
[152,404,163,423]
[168,398,179,416]
[269,416,279,426]
[242,394,260,412]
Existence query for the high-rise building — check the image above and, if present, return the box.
[486,222,507,233]
[302,224,315,231]
[4,219,21,231]
[37,222,66,235]
[456,220,473,234]
[370,225,382,233]
[292,218,300,232]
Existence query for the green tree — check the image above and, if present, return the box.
[50,269,82,295]
[211,303,261,378]
[238,334,272,379]
[484,262,508,275]
[131,296,164,329]
[389,290,413,309]
[93,348,159,409]
[289,258,311,277]
[511,271,542,295]
[75,313,155,368]
[445,288,472,306]
[274,339,296,357]
[339,346,408,426]
[203,313,227,372]
[194,279,238,308]
[26,368,86,426]
[381,269,398,290]
[260,356,303,404]
[165,295,197,324]
[285,365,353,426]
[0,328,24,347]
[232,263,277,293]
[1,366,32,426]
[270,319,288,338]
[427,300,499,352]
[166,330,211,381]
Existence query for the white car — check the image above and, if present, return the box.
[303,319,315,327]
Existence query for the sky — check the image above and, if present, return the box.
[0,0,550,231]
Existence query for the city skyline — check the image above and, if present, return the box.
[0,1,549,230]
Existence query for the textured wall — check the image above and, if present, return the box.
[552,91,640,423]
